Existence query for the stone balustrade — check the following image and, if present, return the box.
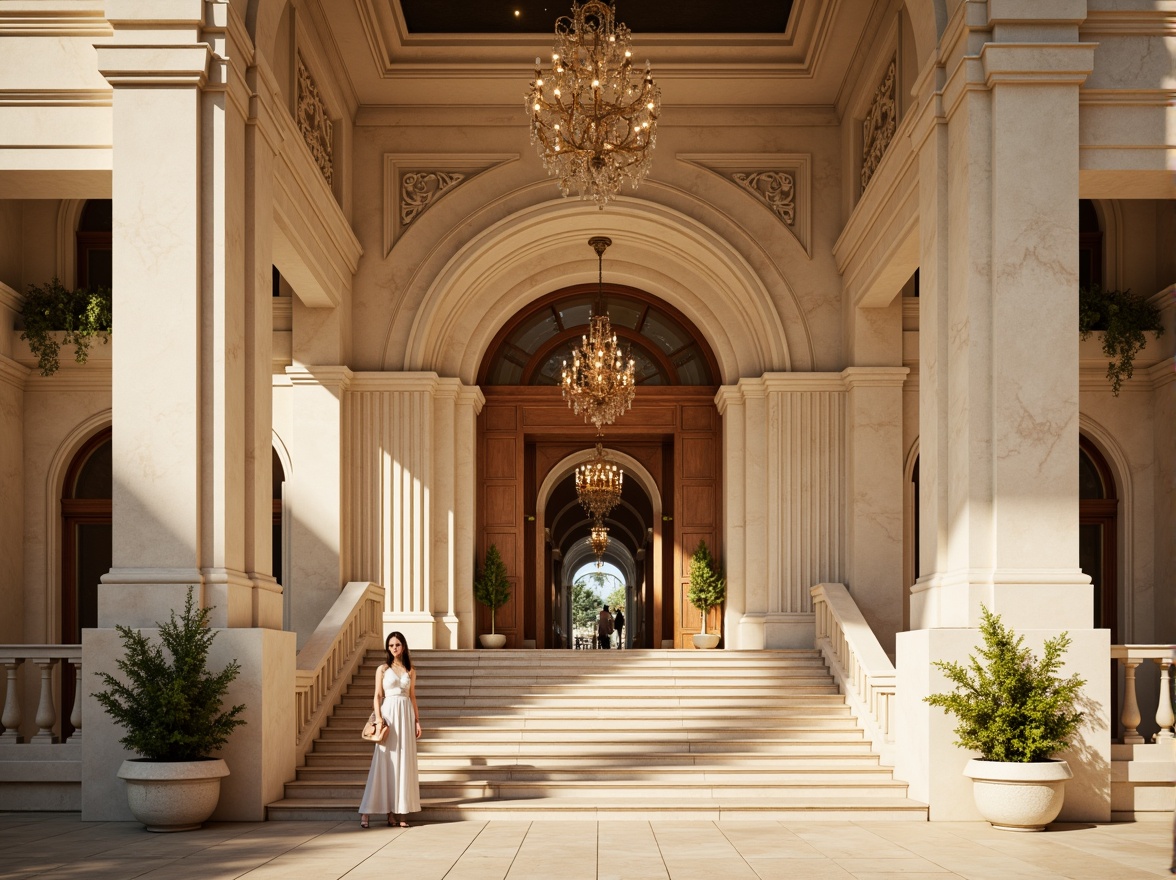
[294,581,384,760]
[1111,645,1176,744]
[811,582,896,765]
[0,647,83,744]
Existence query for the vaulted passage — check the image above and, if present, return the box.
[478,286,722,648]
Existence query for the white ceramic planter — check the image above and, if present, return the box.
[963,758,1072,831]
[118,758,229,832]
[479,633,507,648]
[692,633,721,649]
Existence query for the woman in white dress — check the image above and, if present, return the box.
[358,631,421,827]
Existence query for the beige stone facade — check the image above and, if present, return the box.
[0,0,1172,821]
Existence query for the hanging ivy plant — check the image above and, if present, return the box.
[1079,285,1164,396]
[18,278,112,376]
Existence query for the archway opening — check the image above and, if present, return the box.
[476,284,722,649]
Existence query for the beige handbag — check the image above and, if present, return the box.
[361,712,387,743]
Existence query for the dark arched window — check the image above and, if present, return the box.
[1078,199,1102,289]
[1079,436,1117,637]
[479,286,718,387]
[76,199,112,290]
[273,448,285,585]
[61,428,112,644]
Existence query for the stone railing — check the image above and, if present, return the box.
[1112,644,1175,744]
[294,581,384,761]
[0,647,83,744]
[811,583,896,765]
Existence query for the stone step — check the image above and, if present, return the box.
[304,750,882,768]
[281,777,911,800]
[308,738,879,757]
[265,795,929,823]
[295,765,897,783]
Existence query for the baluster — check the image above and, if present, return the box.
[1120,658,1144,744]
[68,656,83,744]
[1,659,23,743]
[31,658,59,743]
[1154,658,1175,741]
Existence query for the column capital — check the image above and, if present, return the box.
[285,364,353,391]
[981,43,1096,88]
[841,366,910,390]
[96,45,211,88]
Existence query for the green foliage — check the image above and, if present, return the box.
[474,544,511,634]
[571,579,602,631]
[605,585,626,615]
[687,541,725,634]
[93,588,245,761]
[19,278,112,376]
[924,606,1086,763]
[1079,285,1164,395]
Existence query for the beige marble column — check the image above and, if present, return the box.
[910,16,1096,631]
[285,365,350,647]
[95,10,255,628]
[843,367,908,655]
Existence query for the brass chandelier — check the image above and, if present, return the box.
[576,442,623,521]
[561,236,636,433]
[589,520,609,567]
[526,1,661,209]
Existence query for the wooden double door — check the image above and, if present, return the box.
[477,387,722,648]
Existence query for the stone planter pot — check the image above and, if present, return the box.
[692,633,721,649]
[118,758,230,832]
[963,758,1072,831]
[479,634,507,648]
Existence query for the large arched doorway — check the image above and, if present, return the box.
[477,285,721,648]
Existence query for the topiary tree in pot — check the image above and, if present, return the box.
[687,540,725,649]
[925,605,1086,831]
[93,587,245,831]
[474,543,511,648]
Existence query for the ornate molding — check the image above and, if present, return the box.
[678,153,812,256]
[400,172,466,227]
[861,58,896,192]
[382,154,519,254]
[731,171,795,225]
[296,54,333,187]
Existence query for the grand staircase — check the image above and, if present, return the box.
[267,648,927,821]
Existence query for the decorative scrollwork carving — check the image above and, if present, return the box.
[732,171,795,225]
[860,57,896,192]
[296,55,333,187]
[400,172,466,227]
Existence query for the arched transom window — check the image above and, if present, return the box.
[479,285,718,387]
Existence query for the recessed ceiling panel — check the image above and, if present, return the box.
[398,0,793,35]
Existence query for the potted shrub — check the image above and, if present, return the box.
[1079,284,1164,395]
[18,278,112,376]
[687,540,725,649]
[93,588,245,831]
[925,605,1086,831]
[474,543,511,648]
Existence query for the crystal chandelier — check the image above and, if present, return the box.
[526,1,661,209]
[589,519,609,566]
[576,443,623,521]
[561,236,636,433]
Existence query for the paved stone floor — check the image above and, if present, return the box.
[1,813,1173,880]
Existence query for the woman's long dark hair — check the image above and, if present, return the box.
[384,631,413,672]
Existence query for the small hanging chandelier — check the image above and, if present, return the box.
[576,442,623,521]
[561,236,636,433]
[526,1,661,209]
[590,519,609,567]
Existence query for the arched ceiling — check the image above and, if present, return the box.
[547,470,652,565]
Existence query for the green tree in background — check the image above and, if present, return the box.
[605,585,626,613]
[571,580,601,630]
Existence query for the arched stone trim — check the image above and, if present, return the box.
[902,437,920,633]
[42,410,112,642]
[394,197,796,384]
[55,199,87,287]
[902,0,950,74]
[1078,413,1135,640]
[1089,199,1123,290]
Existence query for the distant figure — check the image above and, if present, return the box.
[613,608,625,649]
[597,604,614,650]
